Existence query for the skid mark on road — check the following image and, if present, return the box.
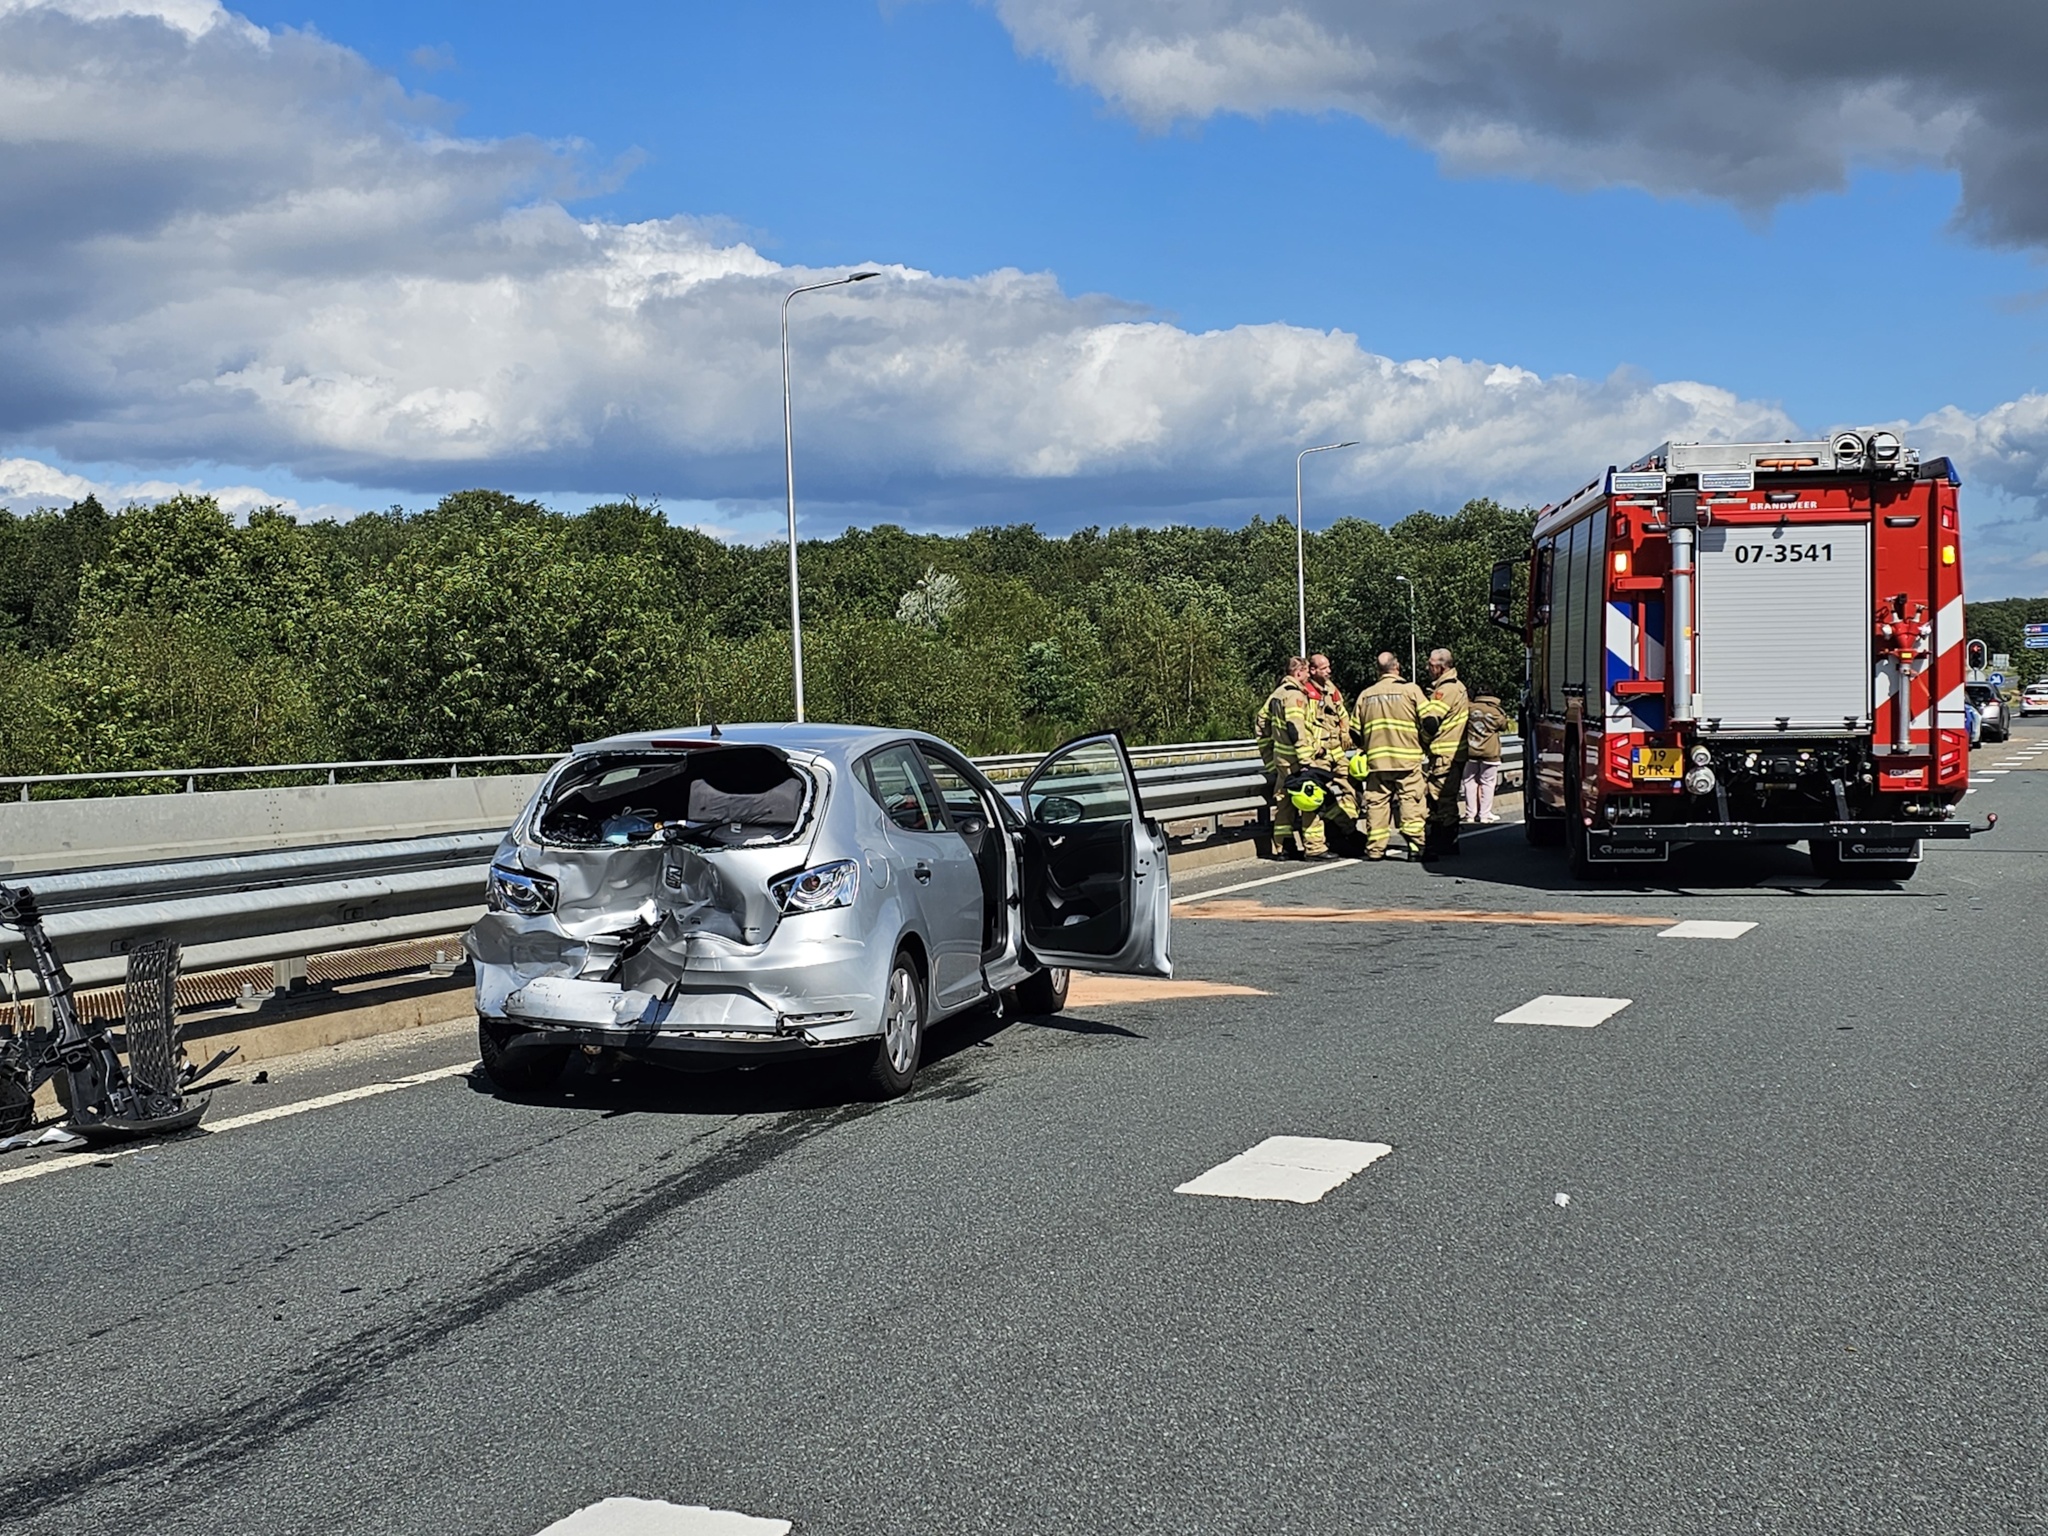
[0,1051,993,1529]
[1177,900,1674,928]
[1176,1135,1392,1204]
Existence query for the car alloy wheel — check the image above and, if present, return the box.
[858,951,926,1100]
[883,963,920,1076]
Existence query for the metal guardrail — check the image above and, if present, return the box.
[0,737,1521,1001]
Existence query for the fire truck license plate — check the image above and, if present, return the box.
[1632,748,1682,780]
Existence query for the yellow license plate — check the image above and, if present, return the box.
[1632,747,1683,780]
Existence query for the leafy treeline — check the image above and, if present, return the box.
[0,488,1524,780]
[1962,597,2048,685]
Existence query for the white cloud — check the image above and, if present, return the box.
[0,0,2041,596]
[992,0,2048,246]
[0,454,325,519]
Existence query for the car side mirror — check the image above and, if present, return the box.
[1033,794,1084,826]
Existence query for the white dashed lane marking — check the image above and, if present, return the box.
[0,1062,475,1188]
[1495,995,1633,1028]
[1658,919,1757,939]
[1176,1136,1392,1204]
[536,1500,791,1535]
[1177,859,1362,902]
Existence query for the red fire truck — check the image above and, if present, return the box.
[1491,432,1993,880]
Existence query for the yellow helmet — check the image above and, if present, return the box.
[1347,752,1371,781]
[1289,780,1326,814]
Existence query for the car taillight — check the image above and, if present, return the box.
[1936,729,1968,783]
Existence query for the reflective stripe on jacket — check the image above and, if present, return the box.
[1259,681,1312,768]
[1420,669,1471,760]
[1310,683,1352,753]
[1353,676,1429,771]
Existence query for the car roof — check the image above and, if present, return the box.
[572,721,954,760]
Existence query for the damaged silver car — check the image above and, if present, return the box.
[466,726,1172,1098]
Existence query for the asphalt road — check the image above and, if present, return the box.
[3,725,2045,1535]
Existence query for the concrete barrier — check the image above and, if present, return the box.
[0,774,547,876]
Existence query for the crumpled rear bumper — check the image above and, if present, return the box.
[469,913,885,1057]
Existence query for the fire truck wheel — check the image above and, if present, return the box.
[1564,764,1602,880]
[1808,839,1844,877]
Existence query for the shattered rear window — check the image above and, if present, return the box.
[536,746,811,848]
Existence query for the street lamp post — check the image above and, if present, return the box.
[1294,440,1359,658]
[1395,574,1419,679]
[781,270,879,722]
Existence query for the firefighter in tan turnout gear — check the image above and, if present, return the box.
[1350,652,1429,860]
[1307,653,1360,846]
[1256,658,1315,857]
[1419,647,1471,858]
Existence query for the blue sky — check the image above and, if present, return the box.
[3,0,2045,592]
[243,0,2044,420]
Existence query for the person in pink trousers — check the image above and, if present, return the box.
[1461,692,1510,823]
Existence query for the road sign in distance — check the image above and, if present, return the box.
[2028,637,2048,650]
[2026,622,2048,636]
[1993,652,2012,669]
[1990,672,2007,685]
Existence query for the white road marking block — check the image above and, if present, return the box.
[1495,995,1632,1028]
[536,1499,791,1536]
[1176,1135,1391,1204]
[1658,919,1757,940]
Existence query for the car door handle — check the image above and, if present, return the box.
[914,861,932,883]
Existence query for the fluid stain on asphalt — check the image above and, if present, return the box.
[0,1053,987,1527]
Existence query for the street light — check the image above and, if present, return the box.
[1294,440,1359,657]
[1395,574,1419,679]
[782,270,879,722]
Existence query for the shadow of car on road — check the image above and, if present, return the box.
[461,997,1089,1117]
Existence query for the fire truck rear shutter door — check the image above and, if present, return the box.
[1694,522,1872,733]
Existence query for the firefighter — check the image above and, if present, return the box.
[1308,652,1359,845]
[1255,657,1314,857]
[1418,647,1471,857]
[1350,652,1428,859]
[1461,691,1510,824]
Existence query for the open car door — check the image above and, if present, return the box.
[1016,733,1171,978]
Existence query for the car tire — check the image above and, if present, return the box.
[1011,966,1070,1017]
[478,1016,569,1094]
[858,952,926,1100]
